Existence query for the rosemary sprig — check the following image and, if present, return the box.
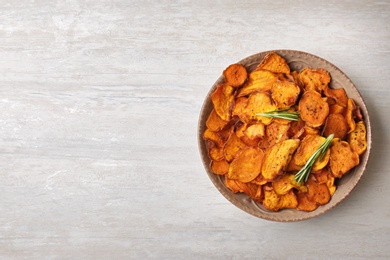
[293,134,334,185]
[257,108,299,121]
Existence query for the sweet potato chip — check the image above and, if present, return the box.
[238,92,277,125]
[208,146,224,161]
[203,128,224,147]
[206,109,229,132]
[322,113,348,140]
[228,147,264,182]
[299,68,331,92]
[210,159,229,175]
[258,121,290,149]
[271,80,301,109]
[306,179,331,205]
[237,70,276,97]
[261,139,300,181]
[348,121,367,155]
[244,123,265,140]
[324,85,348,107]
[255,52,290,74]
[210,83,235,121]
[293,134,329,169]
[225,179,262,202]
[329,138,360,178]
[298,90,329,127]
[297,192,318,212]
[273,174,296,195]
[223,63,248,87]
[345,98,356,133]
[263,189,297,211]
[223,131,247,162]
[329,103,345,114]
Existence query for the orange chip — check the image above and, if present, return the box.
[345,98,356,133]
[273,174,296,195]
[306,179,331,206]
[237,92,277,125]
[324,85,348,107]
[206,109,229,132]
[329,103,345,114]
[293,134,330,172]
[322,113,349,140]
[223,63,248,87]
[263,189,298,211]
[329,138,360,178]
[261,139,300,181]
[255,52,290,74]
[237,70,276,97]
[228,147,264,183]
[208,146,224,161]
[229,179,262,202]
[271,80,301,109]
[210,83,235,121]
[297,192,318,212]
[223,131,247,162]
[244,123,265,140]
[210,159,229,175]
[299,68,331,92]
[348,121,367,155]
[203,128,224,147]
[258,121,290,149]
[298,90,329,127]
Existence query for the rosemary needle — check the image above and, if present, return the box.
[293,134,334,185]
[257,108,300,121]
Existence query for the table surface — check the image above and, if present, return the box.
[1,0,389,259]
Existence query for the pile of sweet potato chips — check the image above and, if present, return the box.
[203,52,367,212]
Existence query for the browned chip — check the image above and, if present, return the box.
[299,68,331,92]
[255,52,290,74]
[237,70,276,97]
[324,85,348,107]
[223,131,247,162]
[261,139,300,181]
[322,113,349,140]
[228,147,264,183]
[223,63,248,87]
[236,92,277,125]
[210,83,235,121]
[210,159,229,175]
[306,179,331,206]
[206,109,229,132]
[271,80,301,109]
[345,98,356,133]
[263,189,298,211]
[208,146,224,161]
[329,138,360,178]
[225,179,262,202]
[297,192,319,212]
[244,123,265,140]
[348,121,367,155]
[293,134,330,171]
[273,174,296,195]
[298,90,329,127]
[258,121,290,149]
[329,103,345,115]
[203,128,224,147]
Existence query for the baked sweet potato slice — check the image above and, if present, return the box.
[261,139,300,181]
[208,146,224,161]
[348,121,367,155]
[228,147,264,182]
[322,113,349,140]
[210,159,229,175]
[271,80,301,109]
[203,128,224,147]
[263,189,298,211]
[299,68,331,92]
[223,131,247,162]
[210,83,235,121]
[297,191,319,212]
[225,178,262,202]
[238,92,277,125]
[237,70,276,97]
[324,85,348,107]
[298,90,329,127]
[329,138,360,178]
[244,123,265,140]
[293,134,330,171]
[258,121,290,149]
[345,98,356,133]
[306,178,331,205]
[255,52,290,74]
[223,63,248,87]
[206,109,229,132]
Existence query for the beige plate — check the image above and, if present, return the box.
[198,50,372,222]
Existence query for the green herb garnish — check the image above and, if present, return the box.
[257,108,299,121]
[293,134,334,185]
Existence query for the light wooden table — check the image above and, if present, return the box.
[1,1,389,259]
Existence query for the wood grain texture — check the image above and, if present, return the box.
[0,0,389,259]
